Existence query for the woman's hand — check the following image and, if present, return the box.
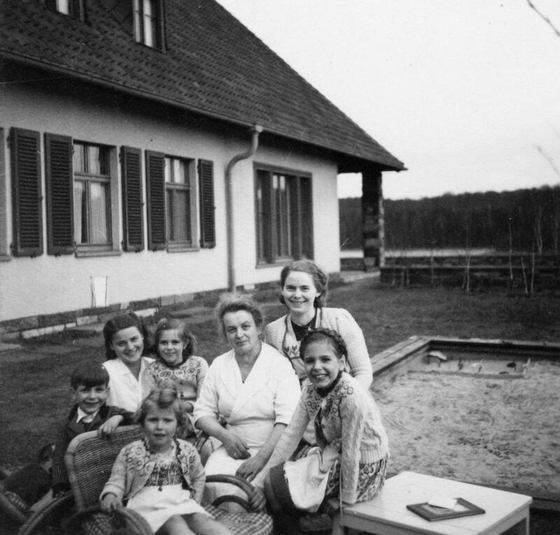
[222,434,250,461]
[235,454,267,482]
[321,497,341,516]
[100,493,120,513]
[249,487,267,511]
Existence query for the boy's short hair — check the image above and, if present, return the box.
[70,361,110,390]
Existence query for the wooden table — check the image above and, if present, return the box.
[333,471,532,535]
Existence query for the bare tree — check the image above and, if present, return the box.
[526,0,560,38]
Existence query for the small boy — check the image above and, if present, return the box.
[51,361,134,497]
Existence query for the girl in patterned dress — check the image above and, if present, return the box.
[252,328,389,532]
[148,318,209,441]
[100,387,232,535]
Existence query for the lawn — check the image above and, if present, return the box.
[1,281,559,473]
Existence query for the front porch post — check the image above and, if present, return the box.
[362,167,384,271]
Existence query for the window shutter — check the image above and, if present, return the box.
[121,146,144,252]
[198,159,215,248]
[300,177,314,259]
[45,133,74,255]
[156,0,167,51]
[10,128,43,257]
[146,151,166,251]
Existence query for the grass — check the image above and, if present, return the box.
[1,281,559,473]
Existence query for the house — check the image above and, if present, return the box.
[0,0,404,338]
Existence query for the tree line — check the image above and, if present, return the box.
[339,186,560,253]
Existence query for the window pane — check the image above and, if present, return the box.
[172,190,189,242]
[134,0,142,41]
[90,182,110,244]
[275,174,291,257]
[165,157,172,183]
[73,144,85,174]
[73,143,112,248]
[256,179,264,260]
[87,146,100,175]
[143,0,154,47]
[57,0,70,14]
[176,159,186,184]
[73,181,85,244]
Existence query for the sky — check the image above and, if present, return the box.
[215,0,560,200]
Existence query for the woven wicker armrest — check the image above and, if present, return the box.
[17,492,74,535]
[206,474,258,511]
[64,505,153,535]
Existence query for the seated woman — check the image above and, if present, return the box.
[193,292,301,505]
[252,328,389,534]
[264,259,373,389]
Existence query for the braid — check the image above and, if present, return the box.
[300,327,347,359]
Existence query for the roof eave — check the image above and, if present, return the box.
[1,50,405,171]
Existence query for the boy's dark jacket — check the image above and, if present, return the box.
[52,404,134,495]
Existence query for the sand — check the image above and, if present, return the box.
[373,360,560,496]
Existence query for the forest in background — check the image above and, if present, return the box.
[339,186,560,253]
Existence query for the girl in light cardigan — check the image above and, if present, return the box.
[252,329,388,532]
[100,387,232,535]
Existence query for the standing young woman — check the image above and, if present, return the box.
[264,260,372,390]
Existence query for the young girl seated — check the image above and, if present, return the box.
[148,318,208,441]
[252,328,389,532]
[100,387,232,535]
[103,313,155,413]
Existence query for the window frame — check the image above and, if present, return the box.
[45,0,87,21]
[164,155,197,252]
[72,141,114,253]
[133,0,165,51]
[254,163,314,265]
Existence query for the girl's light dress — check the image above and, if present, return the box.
[148,357,209,439]
[101,438,208,533]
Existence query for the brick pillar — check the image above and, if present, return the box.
[362,167,384,270]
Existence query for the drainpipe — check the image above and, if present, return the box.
[225,124,263,291]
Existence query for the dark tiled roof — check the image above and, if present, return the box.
[0,0,404,170]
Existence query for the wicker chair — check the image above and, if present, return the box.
[18,426,273,535]
[0,480,32,525]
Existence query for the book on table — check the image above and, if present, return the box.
[407,497,485,522]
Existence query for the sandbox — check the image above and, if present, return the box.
[371,336,560,498]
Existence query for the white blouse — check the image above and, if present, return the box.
[105,357,155,412]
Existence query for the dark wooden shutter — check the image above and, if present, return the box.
[121,146,144,252]
[299,177,314,259]
[155,0,167,51]
[146,151,166,251]
[198,159,215,248]
[45,133,74,255]
[10,128,43,257]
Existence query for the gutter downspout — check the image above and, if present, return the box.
[225,124,263,292]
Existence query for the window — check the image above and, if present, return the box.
[42,134,118,256]
[46,0,86,20]
[73,143,112,248]
[165,156,194,247]
[134,0,165,50]
[145,152,199,252]
[255,166,313,264]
